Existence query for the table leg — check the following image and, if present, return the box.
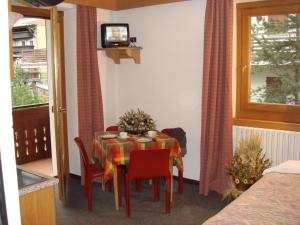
[169,164,173,203]
[113,164,119,211]
[117,166,122,207]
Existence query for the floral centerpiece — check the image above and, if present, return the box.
[223,133,271,200]
[118,109,156,135]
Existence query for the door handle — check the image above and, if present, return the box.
[58,107,67,113]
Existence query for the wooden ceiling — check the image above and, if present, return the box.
[63,0,187,10]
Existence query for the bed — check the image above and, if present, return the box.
[203,161,300,225]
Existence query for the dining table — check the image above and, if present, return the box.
[93,131,184,210]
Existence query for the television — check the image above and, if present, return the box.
[101,23,130,48]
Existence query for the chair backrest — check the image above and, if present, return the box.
[106,125,119,131]
[161,128,170,136]
[74,137,89,169]
[161,127,187,157]
[127,149,170,180]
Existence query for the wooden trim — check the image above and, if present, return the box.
[59,12,70,176]
[115,0,188,10]
[173,175,199,186]
[233,118,300,132]
[64,0,117,10]
[64,0,186,10]
[237,0,300,9]
[12,5,50,18]
[236,0,300,125]
[69,173,200,185]
[69,173,81,180]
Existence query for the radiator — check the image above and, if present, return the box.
[233,126,300,166]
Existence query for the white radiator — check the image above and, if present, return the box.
[233,126,300,166]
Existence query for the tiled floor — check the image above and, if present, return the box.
[20,158,53,176]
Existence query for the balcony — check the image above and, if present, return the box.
[13,104,52,165]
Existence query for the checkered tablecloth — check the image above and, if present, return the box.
[93,131,184,181]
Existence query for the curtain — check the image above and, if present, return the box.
[77,5,104,184]
[199,0,233,195]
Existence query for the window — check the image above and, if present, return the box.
[235,0,300,129]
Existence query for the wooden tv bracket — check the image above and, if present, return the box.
[98,47,142,64]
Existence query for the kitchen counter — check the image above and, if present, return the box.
[17,167,58,196]
[17,166,58,225]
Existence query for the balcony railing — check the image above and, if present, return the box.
[13,104,52,165]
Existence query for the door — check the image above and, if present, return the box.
[11,5,69,201]
[50,7,69,201]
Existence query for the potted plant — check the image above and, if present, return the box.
[224,133,271,200]
[118,109,156,135]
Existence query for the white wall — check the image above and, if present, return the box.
[97,9,119,128]
[0,1,21,224]
[64,7,116,175]
[65,1,205,180]
[66,0,299,181]
[64,7,80,175]
[113,0,206,180]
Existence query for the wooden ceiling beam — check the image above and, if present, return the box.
[64,0,118,10]
[115,0,188,10]
[63,0,187,10]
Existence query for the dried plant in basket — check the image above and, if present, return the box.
[223,133,271,201]
[118,109,156,135]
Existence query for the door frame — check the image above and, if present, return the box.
[11,5,70,199]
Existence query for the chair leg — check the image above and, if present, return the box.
[107,179,113,192]
[117,166,122,207]
[125,175,131,218]
[152,178,160,200]
[101,177,105,191]
[152,179,158,201]
[178,170,183,194]
[84,171,88,196]
[135,179,142,192]
[87,177,93,211]
[165,176,171,214]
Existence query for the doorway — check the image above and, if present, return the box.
[10,5,69,201]
[11,16,57,177]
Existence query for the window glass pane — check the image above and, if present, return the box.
[11,18,49,108]
[250,14,300,105]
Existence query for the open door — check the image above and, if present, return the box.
[50,7,69,201]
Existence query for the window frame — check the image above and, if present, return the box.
[235,0,300,130]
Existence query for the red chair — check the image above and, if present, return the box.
[105,125,141,206]
[125,149,171,217]
[161,128,184,194]
[106,125,119,131]
[74,137,107,210]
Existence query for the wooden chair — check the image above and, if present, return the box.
[161,128,184,194]
[74,137,107,210]
[125,149,171,217]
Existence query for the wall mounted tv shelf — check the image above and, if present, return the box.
[98,47,142,64]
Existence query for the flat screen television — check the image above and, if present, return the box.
[101,23,130,48]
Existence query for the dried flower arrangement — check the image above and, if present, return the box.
[118,109,156,135]
[223,133,271,200]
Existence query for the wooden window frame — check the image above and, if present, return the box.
[234,0,300,131]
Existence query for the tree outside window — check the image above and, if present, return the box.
[250,14,300,105]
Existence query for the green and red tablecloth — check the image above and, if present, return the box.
[93,131,184,181]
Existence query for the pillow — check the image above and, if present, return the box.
[263,160,300,175]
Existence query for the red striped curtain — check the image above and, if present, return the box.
[77,5,104,183]
[199,0,233,195]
